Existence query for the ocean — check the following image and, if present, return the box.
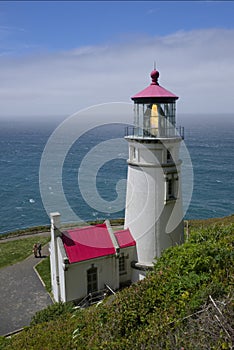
[0,114,233,235]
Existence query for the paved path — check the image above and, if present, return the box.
[0,242,53,336]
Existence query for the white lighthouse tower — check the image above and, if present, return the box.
[124,68,184,281]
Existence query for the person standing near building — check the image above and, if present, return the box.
[37,243,42,258]
[33,243,38,258]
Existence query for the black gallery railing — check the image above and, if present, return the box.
[125,126,184,139]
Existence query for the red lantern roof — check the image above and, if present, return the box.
[131,69,178,101]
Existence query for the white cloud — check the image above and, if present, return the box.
[0,28,234,119]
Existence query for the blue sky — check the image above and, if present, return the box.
[1,1,234,118]
[1,1,234,54]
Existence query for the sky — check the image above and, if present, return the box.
[1,1,234,119]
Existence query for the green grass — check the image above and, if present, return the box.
[35,256,51,293]
[187,213,234,228]
[0,236,50,269]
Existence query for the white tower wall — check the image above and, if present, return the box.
[124,137,184,280]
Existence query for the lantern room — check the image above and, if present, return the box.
[126,69,183,139]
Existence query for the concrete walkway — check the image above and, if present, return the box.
[0,241,53,336]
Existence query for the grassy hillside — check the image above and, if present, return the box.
[0,236,50,269]
[1,218,233,349]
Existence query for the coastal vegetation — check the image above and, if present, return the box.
[0,225,50,240]
[0,216,233,349]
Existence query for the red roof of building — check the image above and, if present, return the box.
[62,223,136,264]
[114,229,136,248]
[62,224,115,264]
[131,70,178,100]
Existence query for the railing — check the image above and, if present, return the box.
[75,285,115,309]
[125,126,184,139]
[77,290,106,308]
[177,126,185,139]
[104,283,116,295]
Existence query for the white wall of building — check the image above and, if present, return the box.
[50,212,61,302]
[119,246,136,285]
[57,238,67,302]
[64,255,118,302]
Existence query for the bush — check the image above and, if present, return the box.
[30,301,75,326]
[0,336,10,350]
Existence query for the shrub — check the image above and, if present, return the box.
[30,301,75,326]
[0,336,10,350]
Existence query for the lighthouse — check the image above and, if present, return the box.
[124,68,184,282]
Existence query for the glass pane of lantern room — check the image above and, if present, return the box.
[134,104,139,136]
[161,102,176,136]
[143,104,151,136]
[150,104,158,137]
[139,104,145,136]
[134,103,144,137]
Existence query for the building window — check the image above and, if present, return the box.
[119,254,126,275]
[87,265,98,294]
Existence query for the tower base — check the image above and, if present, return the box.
[131,261,154,282]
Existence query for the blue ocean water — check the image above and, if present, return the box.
[182,116,234,220]
[0,115,233,234]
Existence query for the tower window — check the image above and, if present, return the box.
[165,174,178,202]
[131,146,138,161]
[168,179,174,199]
[167,150,173,163]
